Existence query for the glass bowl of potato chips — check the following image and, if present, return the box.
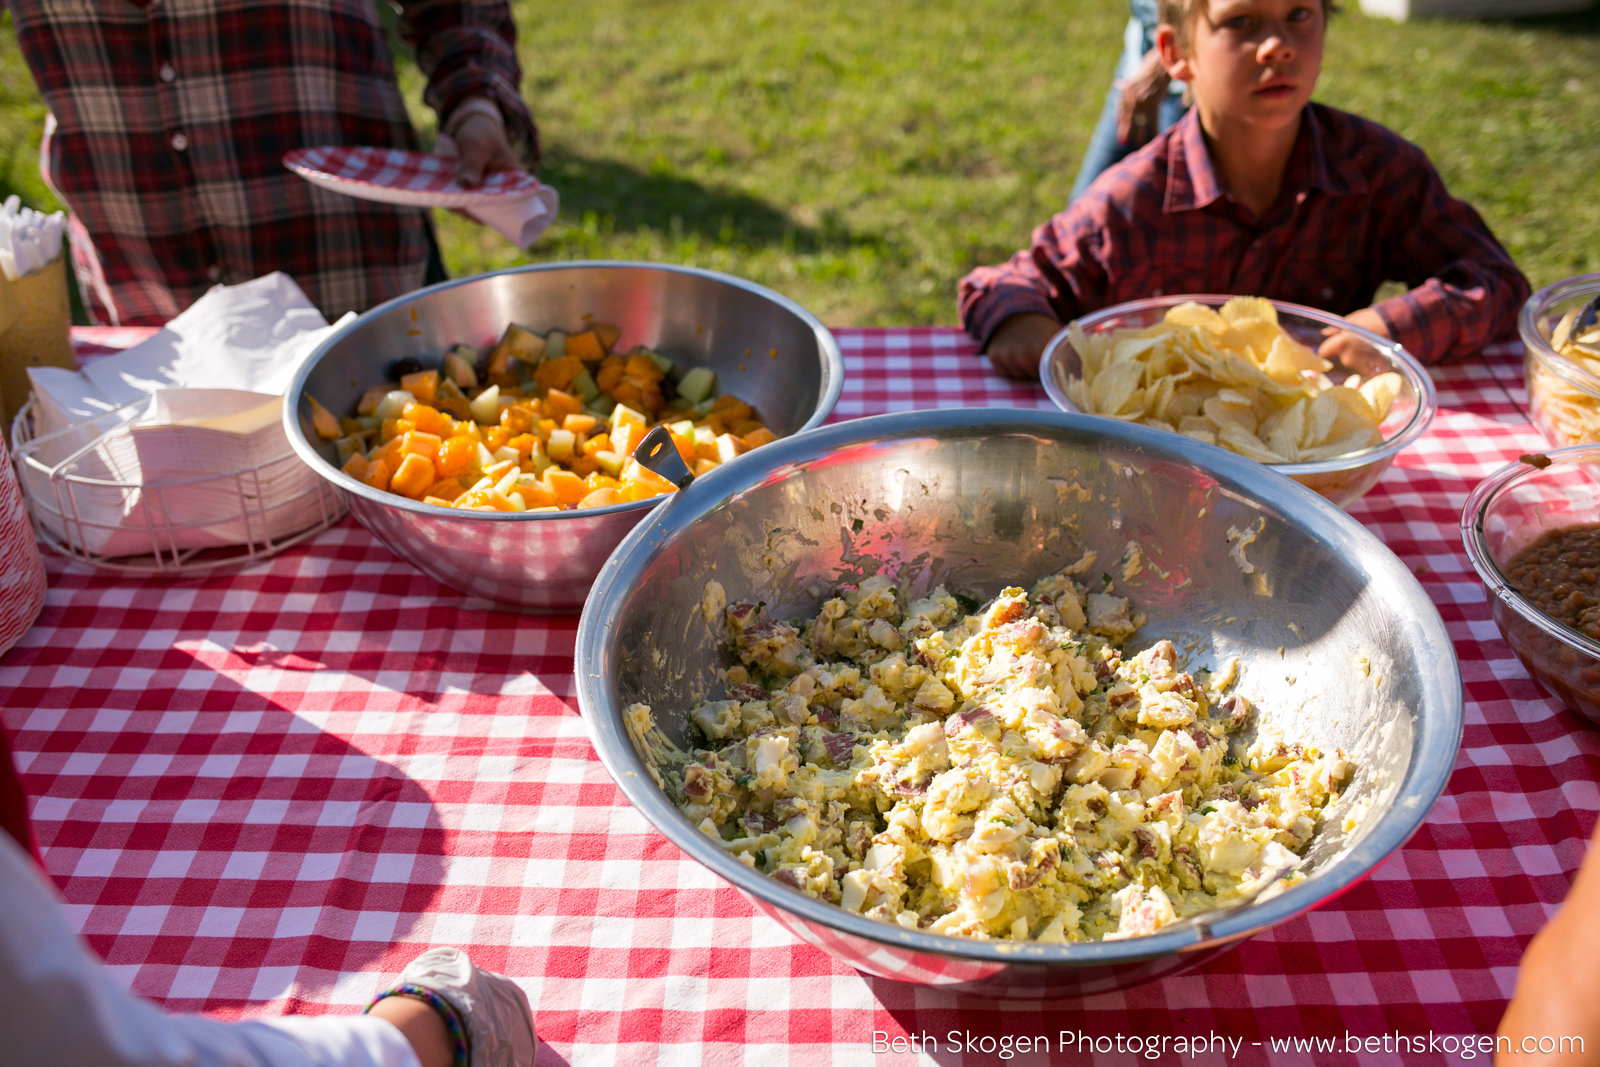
[1520,273,1600,450]
[1040,295,1436,508]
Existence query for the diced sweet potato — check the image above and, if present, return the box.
[585,472,622,492]
[670,432,694,463]
[692,457,719,477]
[341,454,369,479]
[506,433,538,458]
[399,370,439,406]
[499,404,534,435]
[402,403,452,436]
[563,413,597,435]
[362,460,392,492]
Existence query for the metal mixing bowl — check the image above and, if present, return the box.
[575,409,1462,996]
[1040,295,1436,509]
[284,262,843,609]
[1462,444,1600,724]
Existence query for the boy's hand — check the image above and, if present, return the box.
[1116,50,1172,147]
[1317,307,1391,369]
[984,313,1061,380]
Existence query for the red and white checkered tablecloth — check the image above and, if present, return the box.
[3,327,1598,1066]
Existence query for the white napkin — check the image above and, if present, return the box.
[433,134,560,248]
[18,273,346,557]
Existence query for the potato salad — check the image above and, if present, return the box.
[632,565,1351,943]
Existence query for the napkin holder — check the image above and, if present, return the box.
[9,393,347,574]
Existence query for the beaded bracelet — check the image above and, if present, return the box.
[365,983,470,1067]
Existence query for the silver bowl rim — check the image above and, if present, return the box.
[282,260,846,521]
[1518,271,1600,401]
[1460,441,1600,661]
[1037,294,1438,478]
[576,406,1464,967]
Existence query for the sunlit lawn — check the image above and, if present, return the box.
[4,0,1599,326]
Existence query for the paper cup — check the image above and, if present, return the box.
[0,256,76,427]
[0,430,46,657]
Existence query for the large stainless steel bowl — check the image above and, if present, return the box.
[575,409,1462,997]
[283,262,843,609]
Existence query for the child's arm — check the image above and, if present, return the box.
[959,213,1112,380]
[1496,816,1600,1066]
[1367,150,1530,364]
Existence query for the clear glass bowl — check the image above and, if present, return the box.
[1461,443,1600,725]
[1520,272,1600,449]
[1040,294,1437,508]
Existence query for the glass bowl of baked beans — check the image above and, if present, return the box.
[1462,444,1600,724]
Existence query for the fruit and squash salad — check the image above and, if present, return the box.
[307,321,778,512]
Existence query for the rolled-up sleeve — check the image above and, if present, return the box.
[1369,148,1529,364]
[398,0,541,168]
[959,212,1106,347]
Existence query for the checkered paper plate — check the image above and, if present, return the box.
[283,146,544,209]
[3,329,1599,1066]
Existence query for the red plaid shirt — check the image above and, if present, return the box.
[9,0,539,326]
[959,104,1529,365]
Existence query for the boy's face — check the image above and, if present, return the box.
[1161,0,1324,134]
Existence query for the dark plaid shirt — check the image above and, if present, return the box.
[9,0,539,326]
[960,103,1529,365]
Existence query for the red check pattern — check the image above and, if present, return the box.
[2,329,1597,1066]
[284,147,544,201]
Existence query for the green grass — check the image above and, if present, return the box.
[6,1,1600,326]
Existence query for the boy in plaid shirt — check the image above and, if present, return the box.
[960,0,1529,378]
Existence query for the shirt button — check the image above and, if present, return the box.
[159,63,176,83]
[170,132,189,151]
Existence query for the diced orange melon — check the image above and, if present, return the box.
[390,453,436,498]
[435,435,476,478]
[423,477,466,502]
[402,403,452,436]
[595,356,626,393]
[670,432,694,463]
[565,330,605,362]
[566,454,600,477]
[342,454,370,479]
[506,433,538,458]
[624,353,664,383]
[729,418,764,437]
[400,370,439,405]
[362,460,392,492]
[741,426,777,450]
[544,468,588,507]
[543,388,583,419]
[423,496,455,507]
[518,479,559,509]
[534,356,584,392]
[578,488,623,509]
[582,432,612,457]
[585,472,622,492]
[340,415,363,435]
[400,431,441,461]
[499,404,534,435]
[357,385,389,416]
[563,413,597,435]
[692,457,719,477]
[483,426,510,451]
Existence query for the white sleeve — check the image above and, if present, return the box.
[0,832,420,1067]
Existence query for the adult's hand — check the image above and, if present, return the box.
[1317,307,1390,369]
[1115,49,1172,147]
[984,312,1061,380]
[451,110,521,188]
[1496,818,1600,1066]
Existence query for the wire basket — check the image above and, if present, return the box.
[10,395,346,575]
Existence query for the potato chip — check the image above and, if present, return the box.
[1064,298,1400,468]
